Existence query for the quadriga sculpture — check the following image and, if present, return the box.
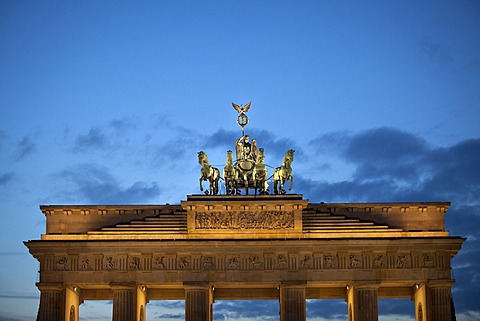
[198,151,220,195]
[253,148,269,195]
[273,149,295,194]
[223,150,239,195]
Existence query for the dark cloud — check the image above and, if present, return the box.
[343,127,428,165]
[213,300,279,320]
[0,316,26,321]
[55,164,161,204]
[14,136,36,161]
[307,299,347,318]
[203,128,301,166]
[299,127,480,317]
[73,127,107,152]
[201,128,238,150]
[146,137,198,169]
[0,252,26,257]
[0,172,14,186]
[109,117,137,132]
[0,292,39,299]
[0,129,7,152]
[378,298,415,316]
[306,129,480,203]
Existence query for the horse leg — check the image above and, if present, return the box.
[199,178,203,191]
[288,176,294,190]
[281,178,286,194]
[208,178,214,195]
[214,179,219,195]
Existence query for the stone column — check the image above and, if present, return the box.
[347,284,379,321]
[413,283,427,321]
[184,283,212,321]
[36,282,65,321]
[136,285,148,321]
[111,283,136,321]
[426,281,454,321]
[280,283,306,321]
[65,285,81,321]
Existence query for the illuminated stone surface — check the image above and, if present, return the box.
[25,194,464,321]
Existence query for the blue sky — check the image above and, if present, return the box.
[1,1,479,320]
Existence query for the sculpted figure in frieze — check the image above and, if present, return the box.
[373,254,385,268]
[56,256,69,271]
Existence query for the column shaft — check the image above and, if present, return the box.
[185,285,212,321]
[427,287,452,321]
[348,285,379,321]
[280,285,306,321]
[36,283,65,321]
[355,289,378,321]
[112,284,136,321]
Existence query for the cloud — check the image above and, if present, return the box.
[72,127,107,152]
[0,316,26,321]
[0,172,14,186]
[0,292,39,300]
[0,252,26,257]
[299,127,480,318]
[306,128,480,203]
[14,136,36,161]
[109,117,137,133]
[54,164,161,204]
[214,300,279,320]
[146,137,197,167]
[202,128,301,166]
[0,129,7,152]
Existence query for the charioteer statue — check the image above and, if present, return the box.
[198,101,294,196]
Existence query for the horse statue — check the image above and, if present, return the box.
[223,150,239,195]
[273,149,295,194]
[253,148,269,195]
[198,151,220,195]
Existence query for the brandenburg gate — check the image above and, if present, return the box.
[25,103,464,321]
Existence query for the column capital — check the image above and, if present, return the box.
[36,282,64,291]
[350,282,381,290]
[280,281,307,289]
[183,282,211,290]
[110,282,136,291]
[427,280,455,288]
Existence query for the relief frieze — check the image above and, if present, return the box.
[129,257,141,270]
[226,256,240,270]
[50,251,445,273]
[154,256,166,270]
[422,254,435,268]
[104,256,118,270]
[177,256,191,270]
[300,255,312,269]
[349,255,361,269]
[324,255,338,269]
[249,256,264,269]
[277,254,288,269]
[202,256,215,270]
[195,211,294,229]
[373,254,386,268]
[55,256,69,271]
[79,257,92,271]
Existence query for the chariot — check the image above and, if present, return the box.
[198,102,294,196]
